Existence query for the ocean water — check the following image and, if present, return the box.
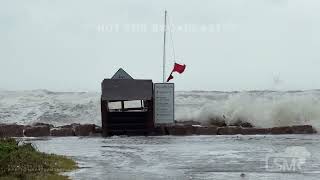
[1,89,320,130]
[27,135,320,180]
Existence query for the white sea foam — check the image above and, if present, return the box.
[1,89,320,130]
[176,90,320,130]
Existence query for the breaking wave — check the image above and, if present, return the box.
[1,89,320,130]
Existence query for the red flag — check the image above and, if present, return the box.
[172,63,186,74]
[166,73,174,82]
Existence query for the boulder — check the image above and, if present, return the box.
[89,126,103,137]
[291,125,316,134]
[0,124,24,137]
[229,120,253,128]
[94,126,103,134]
[24,126,50,137]
[58,123,80,129]
[175,120,201,126]
[74,124,95,136]
[217,126,242,135]
[194,126,218,135]
[167,125,195,136]
[240,122,253,128]
[241,128,270,135]
[270,126,293,134]
[184,125,197,135]
[208,118,227,127]
[31,123,54,129]
[152,126,169,135]
[50,128,74,136]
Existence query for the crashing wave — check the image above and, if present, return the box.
[1,89,320,130]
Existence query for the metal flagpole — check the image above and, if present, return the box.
[162,10,167,83]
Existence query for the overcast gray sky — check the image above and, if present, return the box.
[1,0,320,91]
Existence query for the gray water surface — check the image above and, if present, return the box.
[28,135,320,180]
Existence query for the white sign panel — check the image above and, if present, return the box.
[154,83,174,124]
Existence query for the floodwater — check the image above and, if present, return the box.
[27,135,320,180]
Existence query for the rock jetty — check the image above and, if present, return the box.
[0,123,316,137]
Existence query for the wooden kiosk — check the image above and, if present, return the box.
[100,69,154,136]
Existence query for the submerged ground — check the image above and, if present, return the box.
[26,135,320,180]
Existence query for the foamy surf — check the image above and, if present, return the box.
[1,89,320,131]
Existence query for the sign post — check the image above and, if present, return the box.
[154,83,174,124]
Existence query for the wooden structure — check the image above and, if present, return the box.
[101,72,154,136]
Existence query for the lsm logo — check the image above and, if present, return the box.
[265,146,311,172]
